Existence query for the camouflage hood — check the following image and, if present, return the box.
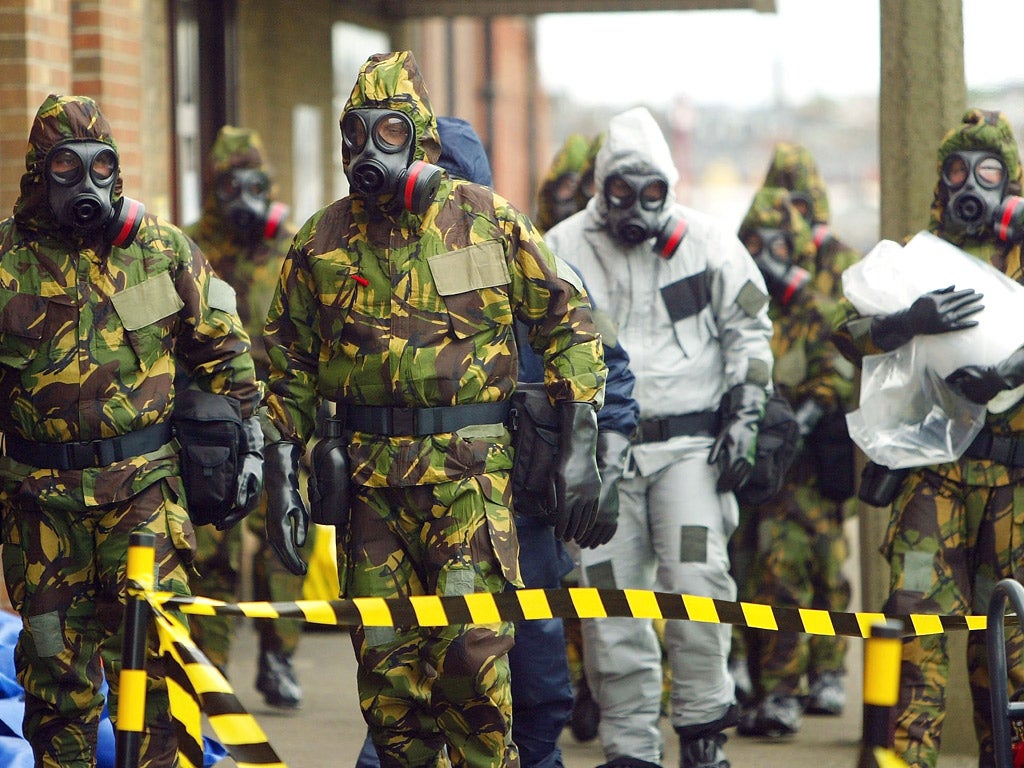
[588,107,678,225]
[340,51,441,176]
[928,108,1023,252]
[762,142,830,226]
[738,186,817,276]
[12,94,122,236]
[535,132,590,232]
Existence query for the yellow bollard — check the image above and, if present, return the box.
[115,531,156,768]
[857,619,906,768]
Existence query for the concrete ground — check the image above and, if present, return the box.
[207,519,985,768]
[215,618,980,768]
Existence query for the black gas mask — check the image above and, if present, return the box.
[744,228,811,305]
[46,140,144,247]
[342,108,442,215]
[603,171,685,257]
[941,151,1010,237]
[215,168,289,240]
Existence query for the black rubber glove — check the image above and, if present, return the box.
[946,344,1024,404]
[549,402,601,543]
[870,286,983,352]
[215,415,265,531]
[264,441,309,576]
[708,383,767,494]
[576,430,630,549]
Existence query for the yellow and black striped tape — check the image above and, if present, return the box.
[140,587,1001,638]
[149,594,286,768]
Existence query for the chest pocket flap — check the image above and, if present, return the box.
[428,240,510,296]
[110,271,184,330]
[662,270,713,358]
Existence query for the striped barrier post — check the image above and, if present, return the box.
[857,619,905,768]
[116,531,156,768]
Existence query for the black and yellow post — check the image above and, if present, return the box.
[857,619,906,768]
[116,531,156,768]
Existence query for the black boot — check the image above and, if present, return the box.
[570,676,601,742]
[256,649,303,709]
[678,733,729,768]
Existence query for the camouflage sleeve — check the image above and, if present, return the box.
[504,209,606,407]
[794,299,851,412]
[830,295,884,365]
[172,228,262,417]
[262,223,322,447]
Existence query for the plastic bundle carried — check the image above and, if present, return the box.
[842,231,1024,469]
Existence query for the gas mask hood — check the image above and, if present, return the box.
[342,108,442,215]
[46,139,144,247]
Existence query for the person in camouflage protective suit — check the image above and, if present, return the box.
[535,132,592,234]
[832,108,1024,768]
[0,94,261,768]
[183,125,311,709]
[732,188,857,739]
[261,51,606,768]
[729,142,863,719]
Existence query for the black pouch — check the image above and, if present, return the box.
[508,382,559,522]
[808,408,857,502]
[308,436,351,527]
[735,392,801,506]
[171,389,242,526]
[858,461,910,507]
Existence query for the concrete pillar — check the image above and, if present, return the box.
[874,1,975,759]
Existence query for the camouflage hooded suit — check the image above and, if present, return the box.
[735,188,856,706]
[183,126,311,675]
[833,109,1024,768]
[0,95,260,767]
[261,52,606,768]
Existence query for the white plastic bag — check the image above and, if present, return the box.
[841,231,1024,468]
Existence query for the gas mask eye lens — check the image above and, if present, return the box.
[640,180,667,210]
[605,176,635,208]
[976,157,1005,188]
[943,155,969,189]
[374,115,411,152]
[49,148,84,185]
[342,113,367,152]
[215,174,243,202]
[90,149,117,183]
[743,232,763,256]
[554,172,578,202]
[768,234,792,260]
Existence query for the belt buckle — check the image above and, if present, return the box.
[391,407,417,436]
[91,438,117,467]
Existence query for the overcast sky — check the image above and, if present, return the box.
[536,0,1024,108]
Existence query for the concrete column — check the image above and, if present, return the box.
[874,1,975,758]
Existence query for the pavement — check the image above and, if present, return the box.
[208,520,983,768]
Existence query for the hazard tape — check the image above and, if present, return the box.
[138,587,1002,638]
[146,592,286,768]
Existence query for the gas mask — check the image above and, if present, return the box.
[215,168,289,240]
[341,108,442,215]
[941,151,1009,236]
[549,171,581,228]
[604,171,681,252]
[744,228,811,305]
[46,140,144,247]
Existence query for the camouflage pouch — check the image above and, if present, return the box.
[508,382,559,523]
[735,391,801,506]
[172,389,243,526]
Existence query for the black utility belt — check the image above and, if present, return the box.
[963,429,1024,468]
[4,421,174,471]
[326,401,512,438]
[634,410,719,444]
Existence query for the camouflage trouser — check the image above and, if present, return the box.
[885,469,1024,768]
[744,482,850,697]
[1,478,193,768]
[346,474,520,768]
[190,494,314,670]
